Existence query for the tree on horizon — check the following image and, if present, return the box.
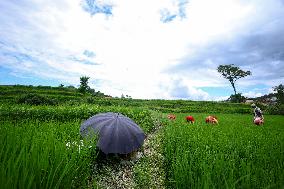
[217,64,251,102]
[78,76,90,94]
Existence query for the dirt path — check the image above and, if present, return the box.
[92,113,165,189]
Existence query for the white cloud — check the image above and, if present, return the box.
[243,91,263,98]
[0,0,283,99]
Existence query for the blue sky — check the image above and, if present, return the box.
[0,0,284,100]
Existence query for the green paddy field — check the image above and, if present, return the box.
[0,85,283,189]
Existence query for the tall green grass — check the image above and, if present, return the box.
[0,104,155,134]
[0,120,97,189]
[0,105,155,188]
[163,114,284,189]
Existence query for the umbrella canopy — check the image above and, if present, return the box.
[80,112,146,154]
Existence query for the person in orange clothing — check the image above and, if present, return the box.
[167,114,176,120]
[205,115,218,124]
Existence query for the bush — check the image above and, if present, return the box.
[17,94,58,106]
[265,104,284,115]
[228,93,246,103]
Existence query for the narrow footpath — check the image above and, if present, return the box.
[92,113,165,189]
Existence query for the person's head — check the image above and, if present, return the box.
[251,103,256,108]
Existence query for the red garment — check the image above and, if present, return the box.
[186,116,195,123]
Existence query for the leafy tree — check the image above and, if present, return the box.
[95,91,105,97]
[273,84,284,104]
[66,85,76,89]
[217,64,251,99]
[78,76,90,94]
[88,88,96,95]
[228,93,246,103]
[125,94,132,99]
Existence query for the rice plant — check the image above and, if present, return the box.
[0,120,97,189]
[163,113,284,189]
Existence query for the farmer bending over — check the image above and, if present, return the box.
[251,103,264,121]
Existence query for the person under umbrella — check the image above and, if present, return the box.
[80,112,146,154]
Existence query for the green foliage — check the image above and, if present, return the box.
[0,85,258,114]
[134,158,152,188]
[265,104,284,115]
[58,84,64,88]
[228,93,246,103]
[0,120,96,189]
[217,64,251,96]
[0,85,85,104]
[66,85,76,89]
[163,113,284,189]
[1,83,284,188]
[94,91,106,97]
[273,84,284,104]
[17,93,58,105]
[78,76,90,94]
[0,104,155,188]
[217,64,251,85]
[0,104,155,134]
[133,117,165,189]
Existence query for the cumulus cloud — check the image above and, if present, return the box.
[81,0,113,16]
[0,0,283,99]
[83,50,96,58]
[165,0,284,96]
[160,0,188,23]
[243,91,263,98]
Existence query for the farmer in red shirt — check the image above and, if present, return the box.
[186,115,195,123]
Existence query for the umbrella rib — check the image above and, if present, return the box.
[89,113,114,120]
[127,124,145,150]
[122,118,143,132]
[118,117,134,153]
[80,118,108,133]
[124,125,145,148]
[100,118,118,153]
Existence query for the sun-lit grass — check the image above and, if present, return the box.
[163,113,284,189]
[0,120,97,189]
[1,100,283,189]
[0,104,155,189]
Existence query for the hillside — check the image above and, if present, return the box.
[1,85,283,189]
[0,84,252,114]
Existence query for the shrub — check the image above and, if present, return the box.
[17,93,58,105]
[228,93,246,103]
[265,104,284,115]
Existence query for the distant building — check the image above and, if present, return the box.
[245,99,254,104]
[269,96,277,105]
[271,96,277,102]
[104,95,112,99]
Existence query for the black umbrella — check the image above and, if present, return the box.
[80,112,146,154]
